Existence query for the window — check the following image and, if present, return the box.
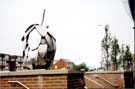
[0,60,2,63]
[0,66,5,69]
[61,64,64,68]
[55,66,57,69]
[3,60,6,63]
[67,64,71,69]
[17,57,20,60]
[5,66,9,69]
[6,61,9,63]
[17,66,21,69]
[5,56,9,59]
[18,61,23,64]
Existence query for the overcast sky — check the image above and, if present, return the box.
[0,0,134,67]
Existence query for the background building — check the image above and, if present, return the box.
[0,53,24,71]
[51,59,74,70]
[0,53,74,71]
[0,53,10,71]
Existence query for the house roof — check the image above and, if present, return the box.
[53,60,58,64]
[63,59,72,63]
[53,58,73,64]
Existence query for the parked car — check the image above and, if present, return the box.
[88,67,96,71]
[97,67,105,71]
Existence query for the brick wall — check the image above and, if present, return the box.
[85,71,134,88]
[0,69,85,89]
[68,74,85,88]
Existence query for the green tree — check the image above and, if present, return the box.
[119,45,125,70]
[123,45,132,70]
[101,24,112,71]
[111,37,120,71]
[73,63,89,72]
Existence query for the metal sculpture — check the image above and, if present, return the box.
[21,9,56,69]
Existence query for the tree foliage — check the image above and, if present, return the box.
[111,37,120,70]
[123,45,132,70]
[101,24,112,71]
[101,24,132,71]
[119,45,124,66]
[73,63,89,72]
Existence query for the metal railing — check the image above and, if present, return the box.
[94,75,118,87]
[8,81,30,89]
[84,76,104,88]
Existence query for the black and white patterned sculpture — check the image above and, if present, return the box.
[21,10,56,69]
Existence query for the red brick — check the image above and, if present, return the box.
[33,78,38,81]
[46,81,54,84]
[27,81,37,84]
[59,84,67,87]
[50,77,59,80]
[43,84,50,87]
[43,77,50,81]
[63,81,67,83]
[46,88,54,89]
[55,81,63,83]
[50,84,58,87]
[25,78,33,81]
[17,78,25,81]
[59,77,67,80]
[27,84,34,87]
[33,84,39,87]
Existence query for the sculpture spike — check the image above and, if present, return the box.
[41,9,46,26]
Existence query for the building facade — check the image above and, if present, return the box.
[0,53,24,71]
[51,59,74,70]
[0,53,74,71]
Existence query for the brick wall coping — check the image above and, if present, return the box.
[0,69,82,77]
[85,71,133,74]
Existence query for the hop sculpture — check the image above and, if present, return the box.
[21,10,56,69]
